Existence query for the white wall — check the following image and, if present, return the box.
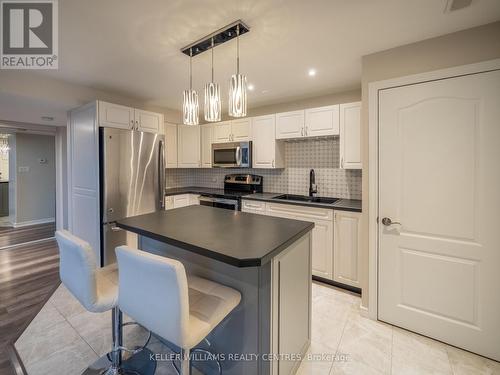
[12,133,56,225]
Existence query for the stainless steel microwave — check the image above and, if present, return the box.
[212,141,252,168]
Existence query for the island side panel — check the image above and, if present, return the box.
[271,232,312,375]
[138,236,273,375]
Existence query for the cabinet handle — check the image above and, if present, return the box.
[135,120,139,130]
[130,119,134,128]
[272,159,275,168]
[341,157,344,168]
[301,128,304,137]
[305,126,308,136]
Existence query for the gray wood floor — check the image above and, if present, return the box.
[0,223,56,249]
[0,236,60,375]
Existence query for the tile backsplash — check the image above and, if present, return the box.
[166,138,362,199]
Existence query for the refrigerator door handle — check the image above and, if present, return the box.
[158,140,166,209]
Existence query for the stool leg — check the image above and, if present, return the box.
[111,306,123,371]
[179,349,190,375]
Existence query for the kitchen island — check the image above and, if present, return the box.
[116,205,314,375]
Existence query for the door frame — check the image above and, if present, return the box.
[367,58,500,320]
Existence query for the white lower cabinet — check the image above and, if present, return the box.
[242,199,361,287]
[165,194,199,210]
[333,210,361,287]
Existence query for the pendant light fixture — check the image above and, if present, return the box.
[228,24,247,118]
[204,37,221,122]
[183,48,199,125]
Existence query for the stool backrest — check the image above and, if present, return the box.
[55,230,98,311]
[115,246,190,348]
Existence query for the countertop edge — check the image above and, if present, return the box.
[241,195,362,213]
[116,219,314,268]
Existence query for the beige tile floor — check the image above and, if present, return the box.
[298,282,500,375]
[15,282,500,374]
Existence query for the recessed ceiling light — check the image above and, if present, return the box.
[308,69,316,77]
[248,84,255,91]
[41,116,54,121]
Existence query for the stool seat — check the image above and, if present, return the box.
[94,263,119,311]
[186,275,241,349]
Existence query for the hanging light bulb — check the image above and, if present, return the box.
[228,24,247,118]
[183,48,199,125]
[204,37,221,122]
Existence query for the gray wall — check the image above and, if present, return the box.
[359,21,500,308]
[14,133,56,224]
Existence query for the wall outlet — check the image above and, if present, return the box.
[18,166,30,173]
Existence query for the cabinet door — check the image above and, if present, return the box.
[213,121,232,143]
[188,194,200,205]
[173,194,190,208]
[310,219,334,280]
[177,125,201,168]
[135,109,163,133]
[201,124,213,168]
[339,102,362,169]
[98,101,134,129]
[164,196,174,210]
[241,200,266,215]
[333,211,361,287]
[231,118,252,141]
[164,123,178,168]
[276,110,304,139]
[252,115,277,168]
[305,105,339,137]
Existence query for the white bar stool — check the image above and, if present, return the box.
[115,246,242,375]
[55,230,155,375]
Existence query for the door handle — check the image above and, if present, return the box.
[381,217,402,226]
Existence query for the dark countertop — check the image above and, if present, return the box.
[165,186,230,198]
[165,187,362,212]
[242,193,362,212]
[116,205,314,268]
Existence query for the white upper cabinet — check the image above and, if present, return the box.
[98,101,163,133]
[339,102,362,169]
[213,121,232,143]
[276,110,304,139]
[164,123,178,168]
[252,115,285,169]
[135,109,163,134]
[231,118,251,141]
[99,101,134,130]
[177,125,201,168]
[305,105,340,137]
[213,119,251,143]
[201,124,214,168]
[333,210,361,288]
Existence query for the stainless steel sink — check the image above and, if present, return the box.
[274,194,339,205]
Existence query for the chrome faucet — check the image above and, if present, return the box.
[309,169,317,197]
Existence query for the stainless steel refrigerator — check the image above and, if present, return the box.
[100,127,165,266]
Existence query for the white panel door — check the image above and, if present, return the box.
[339,102,361,169]
[231,118,252,141]
[201,124,213,168]
[98,101,134,130]
[276,110,304,139]
[164,123,178,168]
[177,125,200,168]
[333,211,360,287]
[378,70,500,361]
[213,121,232,143]
[252,115,277,168]
[305,105,339,137]
[135,109,163,133]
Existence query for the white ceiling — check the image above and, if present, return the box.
[11,0,500,115]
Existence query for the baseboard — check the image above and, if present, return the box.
[359,304,370,318]
[12,218,55,228]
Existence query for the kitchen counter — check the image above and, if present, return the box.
[116,205,312,374]
[243,192,362,212]
[116,205,313,267]
[165,186,362,212]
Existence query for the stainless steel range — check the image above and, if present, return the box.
[198,174,263,211]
